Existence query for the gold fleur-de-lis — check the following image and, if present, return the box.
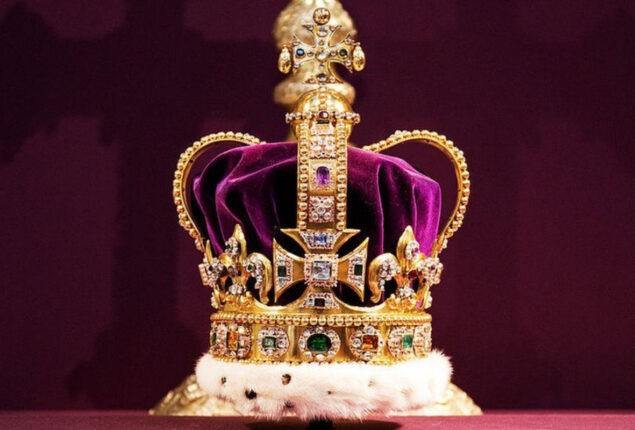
[368,226,443,310]
[198,225,272,307]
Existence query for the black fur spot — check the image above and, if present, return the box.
[282,374,291,385]
[221,377,227,385]
[245,389,257,399]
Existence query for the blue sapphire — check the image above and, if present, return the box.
[296,48,305,57]
[314,233,328,245]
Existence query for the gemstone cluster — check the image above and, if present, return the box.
[387,326,416,359]
[309,195,335,223]
[211,322,251,359]
[413,324,432,356]
[274,250,294,290]
[346,251,367,292]
[257,326,290,358]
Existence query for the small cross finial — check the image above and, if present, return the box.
[278,8,365,85]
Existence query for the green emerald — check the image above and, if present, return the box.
[277,264,287,278]
[339,48,348,57]
[402,334,414,349]
[262,336,277,350]
[246,263,255,272]
[353,264,364,276]
[210,332,217,345]
[307,333,331,353]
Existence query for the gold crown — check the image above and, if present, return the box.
[172,7,470,366]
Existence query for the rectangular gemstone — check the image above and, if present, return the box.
[277,264,287,278]
[227,331,239,351]
[353,263,364,276]
[402,333,414,349]
[361,334,378,350]
[311,261,332,281]
[313,297,326,307]
[307,333,331,352]
[314,233,328,245]
[262,336,277,350]
[316,166,330,185]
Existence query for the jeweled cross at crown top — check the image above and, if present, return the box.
[278,7,366,84]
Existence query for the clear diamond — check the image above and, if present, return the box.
[311,261,332,281]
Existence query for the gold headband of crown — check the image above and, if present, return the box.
[172,8,470,365]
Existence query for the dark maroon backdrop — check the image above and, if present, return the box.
[1,0,633,411]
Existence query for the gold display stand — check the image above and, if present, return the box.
[150,374,481,416]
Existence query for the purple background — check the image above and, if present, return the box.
[1,0,634,411]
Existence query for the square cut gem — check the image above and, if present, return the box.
[313,297,326,308]
[361,334,379,350]
[262,336,277,350]
[311,261,332,281]
[402,333,414,349]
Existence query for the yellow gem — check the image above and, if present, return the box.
[313,7,331,25]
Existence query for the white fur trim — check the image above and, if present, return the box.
[195,351,452,420]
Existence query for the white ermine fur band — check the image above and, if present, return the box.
[196,350,451,420]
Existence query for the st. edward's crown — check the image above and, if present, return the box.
[172,6,470,366]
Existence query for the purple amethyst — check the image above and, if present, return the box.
[316,166,330,185]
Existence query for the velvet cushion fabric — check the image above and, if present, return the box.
[192,142,441,261]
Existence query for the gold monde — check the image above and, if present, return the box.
[152,0,480,417]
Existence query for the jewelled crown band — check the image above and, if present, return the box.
[172,7,470,366]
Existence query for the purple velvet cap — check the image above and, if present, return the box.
[192,142,441,261]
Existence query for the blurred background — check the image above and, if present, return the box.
[1,0,633,411]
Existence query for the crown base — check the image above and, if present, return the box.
[195,350,452,420]
[209,313,432,364]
